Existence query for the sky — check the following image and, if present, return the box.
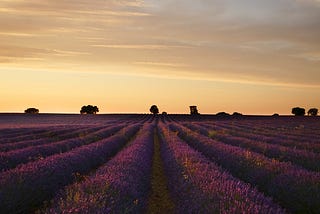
[0,0,319,114]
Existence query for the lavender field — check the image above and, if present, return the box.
[0,114,319,214]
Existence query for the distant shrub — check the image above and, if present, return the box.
[232,112,242,116]
[216,112,230,117]
[150,105,159,115]
[80,105,99,114]
[291,107,305,116]
[24,108,39,114]
[190,106,200,115]
[272,113,280,117]
[308,108,318,116]
[162,112,168,115]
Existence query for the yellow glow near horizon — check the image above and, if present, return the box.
[0,0,320,114]
[1,67,318,115]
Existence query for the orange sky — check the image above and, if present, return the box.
[1,0,319,114]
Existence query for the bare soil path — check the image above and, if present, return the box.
[146,127,175,213]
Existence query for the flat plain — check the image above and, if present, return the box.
[0,114,319,214]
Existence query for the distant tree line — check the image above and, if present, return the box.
[292,107,318,116]
[22,105,319,116]
[216,112,243,117]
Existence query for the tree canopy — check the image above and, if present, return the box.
[150,105,159,115]
[308,108,318,116]
[232,112,242,116]
[190,106,200,115]
[80,105,99,114]
[216,112,230,117]
[292,107,305,116]
[24,108,39,114]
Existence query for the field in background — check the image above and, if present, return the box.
[0,114,319,213]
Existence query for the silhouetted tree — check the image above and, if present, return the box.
[272,113,280,117]
[80,105,99,114]
[24,108,39,114]
[216,112,230,117]
[190,106,200,115]
[162,112,168,115]
[232,112,242,116]
[150,105,159,115]
[308,108,318,116]
[292,107,305,116]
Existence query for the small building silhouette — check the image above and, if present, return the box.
[190,106,200,115]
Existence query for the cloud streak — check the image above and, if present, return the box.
[0,0,319,87]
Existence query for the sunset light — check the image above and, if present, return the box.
[1,2,320,212]
[1,0,319,114]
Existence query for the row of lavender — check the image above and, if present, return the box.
[0,126,103,152]
[170,115,320,143]
[158,122,285,213]
[0,115,318,213]
[180,117,320,146]
[0,122,142,213]
[226,118,320,139]
[169,121,320,213]
[0,124,127,172]
[0,114,151,145]
[199,122,320,153]
[37,121,286,213]
[0,126,94,144]
[0,115,154,172]
[43,122,156,213]
[183,122,320,171]
[0,114,152,130]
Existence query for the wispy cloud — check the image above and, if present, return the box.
[0,32,37,37]
[0,0,319,88]
[91,44,188,50]
[293,52,320,61]
[51,49,91,57]
[134,61,188,67]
